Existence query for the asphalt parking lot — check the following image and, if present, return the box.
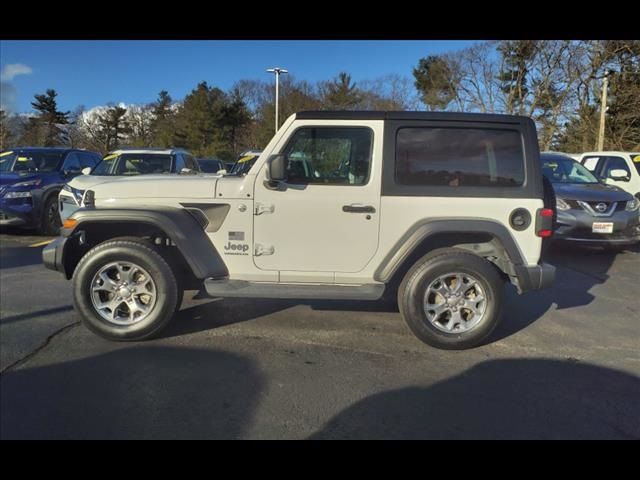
[0,228,638,439]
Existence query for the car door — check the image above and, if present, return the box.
[252,122,382,282]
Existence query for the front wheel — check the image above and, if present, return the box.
[38,194,62,236]
[72,238,179,341]
[398,248,504,350]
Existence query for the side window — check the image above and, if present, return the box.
[282,127,373,185]
[395,127,525,187]
[62,152,81,172]
[184,154,198,171]
[174,154,186,172]
[581,156,602,173]
[602,156,631,180]
[78,152,98,168]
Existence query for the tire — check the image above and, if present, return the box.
[38,193,62,236]
[397,248,504,350]
[72,238,179,341]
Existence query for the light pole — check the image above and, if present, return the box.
[597,70,612,151]
[266,67,288,133]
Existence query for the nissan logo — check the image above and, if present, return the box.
[595,202,608,213]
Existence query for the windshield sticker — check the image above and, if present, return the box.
[633,155,640,163]
[16,156,29,162]
[237,155,255,164]
[0,151,13,157]
[103,154,118,161]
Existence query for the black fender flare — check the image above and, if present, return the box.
[63,206,229,280]
[374,218,526,283]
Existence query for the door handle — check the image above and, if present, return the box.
[342,204,376,213]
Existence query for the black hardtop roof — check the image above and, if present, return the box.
[296,110,530,124]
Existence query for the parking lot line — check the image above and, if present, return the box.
[29,240,54,248]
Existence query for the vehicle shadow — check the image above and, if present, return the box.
[0,346,265,439]
[0,244,46,269]
[162,296,300,339]
[487,241,629,343]
[309,358,640,439]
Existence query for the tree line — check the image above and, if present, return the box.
[1,40,638,157]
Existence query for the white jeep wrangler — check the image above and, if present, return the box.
[43,111,555,349]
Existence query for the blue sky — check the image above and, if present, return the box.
[0,40,474,113]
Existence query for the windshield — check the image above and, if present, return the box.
[542,155,599,184]
[632,154,640,175]
[92,153,173,176]
[230,153,260,175]
[0,150,64,173]
[198,159,224,173]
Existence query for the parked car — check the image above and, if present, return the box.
[578,151,640,200]
[197,158,226,174]
[228,150,262,176]
[44,111,555,349]
[0,147,101,234]
[58,148,199,222]
[541,153,640,246]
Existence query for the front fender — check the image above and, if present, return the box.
[57,206,229,280]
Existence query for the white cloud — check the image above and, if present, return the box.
[0,63,33,82]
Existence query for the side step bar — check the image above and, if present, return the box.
[204,278,385,300]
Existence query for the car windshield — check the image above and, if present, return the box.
[230,153,259,175]
[198,159,224,173]
[0,150,63,173]
[92,153,173,175]
[542,155,599,184]
[632,153,640,175]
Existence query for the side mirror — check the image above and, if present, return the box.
[216,169,227,175]
[268,154,288,182]
[609,169,630,181]
[81,167,92,175]
[180,167,194,175]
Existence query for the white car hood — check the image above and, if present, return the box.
[88,174,219,200]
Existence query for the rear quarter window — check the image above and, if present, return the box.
[395,127,525,187]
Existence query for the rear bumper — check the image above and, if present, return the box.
[42,236,68,274]
[514,262,556,293]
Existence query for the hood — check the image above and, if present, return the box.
[552,182,632,202]
[0,171,57,187]
[67,174,121,190]
[90,174,218,200]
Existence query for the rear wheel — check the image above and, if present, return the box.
[72,238,179,341]
[398,248,504,350]
[38,194,61,236]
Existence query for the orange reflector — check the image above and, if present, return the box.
[63,218,78,229]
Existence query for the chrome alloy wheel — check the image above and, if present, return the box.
[423,272,487,333]
[90,261,157,325]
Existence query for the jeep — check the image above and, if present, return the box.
[43,111,555,350]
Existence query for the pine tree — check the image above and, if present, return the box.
[221,88,252,156]
[29,89,70,146]
[413,55,458,111]
[322,72,363,110]
[98,106,131,151]
[151,90,176,147]
[497,41,539,114]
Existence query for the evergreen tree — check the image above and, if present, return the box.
[497,41,539,114]
[98,106,131,151]
[29,89,70,146]
[151,90,176,147]
[413,55,458,111]
[221,88,252,156]
[322,72,362,110]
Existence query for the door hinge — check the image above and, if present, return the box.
[254,203,275,215]
[254,243,275,256]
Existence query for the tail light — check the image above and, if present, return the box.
[536,208,554,237]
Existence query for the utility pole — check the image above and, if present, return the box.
[266,67,288,133]
[597,71,611,151]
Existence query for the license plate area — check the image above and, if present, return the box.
[592,222,614,234]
